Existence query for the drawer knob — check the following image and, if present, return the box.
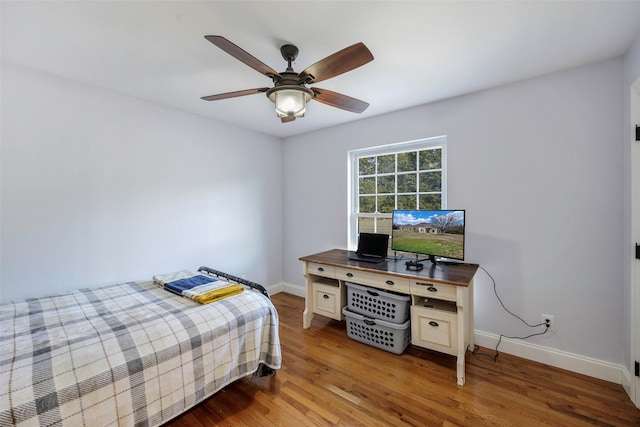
[323,294,330,299]
[318,267,324,272]
[386,280,394,285]
[427,286,438,292]
[429,321,439,327]
[346,272,354,278]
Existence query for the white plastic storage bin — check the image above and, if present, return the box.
[346,282,411,324]
[342,307,411,355]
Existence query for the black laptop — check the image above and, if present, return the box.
[348,233,389,263]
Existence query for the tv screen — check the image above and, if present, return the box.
[392,209,465,261]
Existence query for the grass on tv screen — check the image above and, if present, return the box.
[392,210,465,260]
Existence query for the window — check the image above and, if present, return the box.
[348,136,447,249]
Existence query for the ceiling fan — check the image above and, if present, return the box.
[201,36,374,123]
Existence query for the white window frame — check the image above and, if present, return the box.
[347,136,448,249]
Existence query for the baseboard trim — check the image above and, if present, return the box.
[264,287,624,385]
[622,365,633,398]
[265,282,305,298]
[474,330,622,384]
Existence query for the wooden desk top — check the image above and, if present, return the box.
[299,249,479,287]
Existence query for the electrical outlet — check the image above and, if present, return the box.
[541,314,555,332]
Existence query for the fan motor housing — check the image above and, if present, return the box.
[280,44,299,62]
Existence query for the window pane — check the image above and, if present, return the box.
[359,156,376,175]
[377,175,395,194]
[419,194,441,209]
[419,148,442,170]
[419,171,441,192]
[377,154,395,174]
[358,217,375,233]
[378,195,395,213]
[397,194,417,210]
[377,217,393,236]
[359,196,376,213]
[397,173,417,193]
[377,218,393,253]
[359,177,376,195]
[397,152,416,172]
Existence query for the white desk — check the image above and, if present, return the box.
[300,249,478,386]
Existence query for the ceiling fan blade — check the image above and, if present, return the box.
[201,87,269,101]
[204,35,282,79]
[299,42,373,84]
[281,116,296,123]
[311,87,369,113]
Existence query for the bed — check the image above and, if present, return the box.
[0,267,281,426]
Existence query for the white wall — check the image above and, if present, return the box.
[623,33,640,390]
[0,62,284,302]
[283,58,624,365]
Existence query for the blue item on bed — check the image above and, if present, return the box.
[164,274,217,294]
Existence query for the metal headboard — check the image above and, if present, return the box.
[197,266,270,299]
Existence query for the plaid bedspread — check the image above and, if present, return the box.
[0,280,281,426]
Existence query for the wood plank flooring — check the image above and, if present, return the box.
[166,293,640,426]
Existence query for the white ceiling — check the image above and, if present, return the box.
[2,1,640,139]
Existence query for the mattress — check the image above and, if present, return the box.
[0,279,281,426]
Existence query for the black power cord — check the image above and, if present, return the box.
[472,266,550,362]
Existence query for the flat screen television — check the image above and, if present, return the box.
[392,209,465,265]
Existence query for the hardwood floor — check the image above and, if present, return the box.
[166,293,640,426]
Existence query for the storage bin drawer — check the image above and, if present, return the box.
[410,280,458,301]
[342,308,410,355]
[336,267,411,294]
[346,282,410,324]
[411,298,458,356]
[312,279,344,320]
[307,262,336,279]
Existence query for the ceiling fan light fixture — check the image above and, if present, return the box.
[267,86,313,118]
[202,36,373,121]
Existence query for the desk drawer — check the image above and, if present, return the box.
[411,298,458,356]
[312,279,344,320]
[411,280,457,301]
[336,267,410,294]
[307,263,336,278]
